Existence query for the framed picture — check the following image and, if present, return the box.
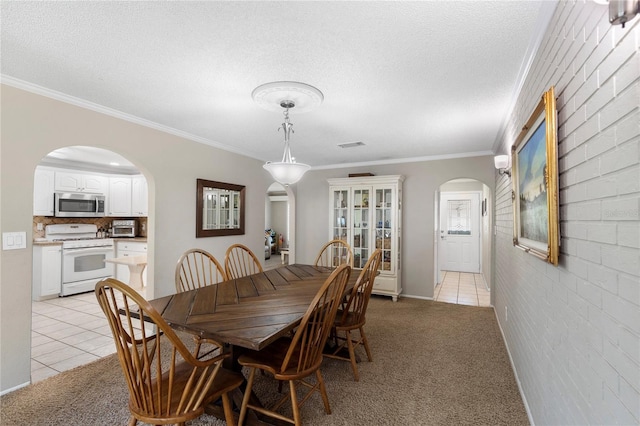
[511,86,559,265]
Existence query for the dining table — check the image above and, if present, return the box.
[146,263,356,425]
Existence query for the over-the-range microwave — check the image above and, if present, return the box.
[54,192,106,217]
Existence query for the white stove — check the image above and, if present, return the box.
[46,224,113,247]
[45,224,115,296]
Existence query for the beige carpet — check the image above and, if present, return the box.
[1,297,529,425]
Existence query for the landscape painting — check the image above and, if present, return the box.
[517,121,547,243]
[512,86,559,265]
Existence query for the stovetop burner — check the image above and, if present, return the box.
[45,224,114,248]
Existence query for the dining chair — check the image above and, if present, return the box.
[237,264,352,426]
[325,249,382,381]
[314,239,354,268]
[95,278,244,426]
[224,243,263,279]
[175,248,227,358]
[175,248,227,292]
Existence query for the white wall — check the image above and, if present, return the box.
[493,2,639,424]
[270,200,288,248]
[0,85,268,392]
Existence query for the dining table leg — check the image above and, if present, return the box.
[205,344,290,426]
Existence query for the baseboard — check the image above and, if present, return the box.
[1,380,30,396]
[493,307,535,426]
[398,294,433,301]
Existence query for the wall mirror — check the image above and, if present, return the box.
[196,179,245,237]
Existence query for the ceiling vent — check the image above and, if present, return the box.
[337,141,365,149]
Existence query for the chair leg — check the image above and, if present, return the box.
[239,367,257,426]
[315,369,332,414]
[128,416,137,426]
[345,329,359,381]
[289,380,302,426]
[222,393,235,426]
[360,326,373,362]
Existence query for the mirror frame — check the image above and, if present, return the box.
[196,179,246,237]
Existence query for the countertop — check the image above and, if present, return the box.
[33,237,147,246]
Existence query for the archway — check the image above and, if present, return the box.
[264,182,297,267]
[31,146,151,382]
[433,178,492,307]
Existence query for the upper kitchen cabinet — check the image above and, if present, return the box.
[131,175,148,217]
[108,175,148,217]
[55,171,108,194]
[34,167,55,216]
[108,176,132,216]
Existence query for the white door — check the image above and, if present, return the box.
[438,192,481,274]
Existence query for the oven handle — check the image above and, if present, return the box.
[63,246,113,256]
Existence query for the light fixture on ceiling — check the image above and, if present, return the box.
[494,155,511,177]
[253,81,323,186]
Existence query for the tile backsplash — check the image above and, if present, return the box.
[33,216,147,239]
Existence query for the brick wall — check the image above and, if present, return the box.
[494,2,639,424]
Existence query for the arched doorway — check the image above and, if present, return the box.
[31,146,150,382]
[264,182,296,268]
[433,178,492,307]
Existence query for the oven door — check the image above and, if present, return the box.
[62,246,114,284]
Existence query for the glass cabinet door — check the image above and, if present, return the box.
[375,187,393,272]
[231,192,240,228]
[203,189,218,229]
[351,188,370,268]
[332,189,350,244]
[218,193,230,228]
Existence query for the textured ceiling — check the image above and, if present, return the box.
[1,1,556,169]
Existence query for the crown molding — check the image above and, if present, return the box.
[2,75,495,172]
[314,150,495,170]
[0,75,257,160]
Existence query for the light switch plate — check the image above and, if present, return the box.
[2,232,27,250]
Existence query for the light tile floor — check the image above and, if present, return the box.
[434,271,491,307]
[31,286,148,384]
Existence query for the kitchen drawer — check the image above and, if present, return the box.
[116,241,147,254]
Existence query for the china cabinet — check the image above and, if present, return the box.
[328,175,404,301]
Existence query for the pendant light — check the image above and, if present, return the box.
[252,81,323,186]
[262,101,310,185]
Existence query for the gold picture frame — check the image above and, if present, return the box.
[511,86,559,265]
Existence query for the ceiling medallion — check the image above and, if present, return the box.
[252,81,324,113]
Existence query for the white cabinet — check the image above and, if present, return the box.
[32,244,62,300]
[108,175,148,217]
[115,241,147,286]
[55,171,107,193]
[328,175,404,301]
[108,177,132,216]
[33,168,55,216]
[131,175,148,216]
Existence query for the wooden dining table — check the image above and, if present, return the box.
[146,263,355,424]
[148,264,354,364]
